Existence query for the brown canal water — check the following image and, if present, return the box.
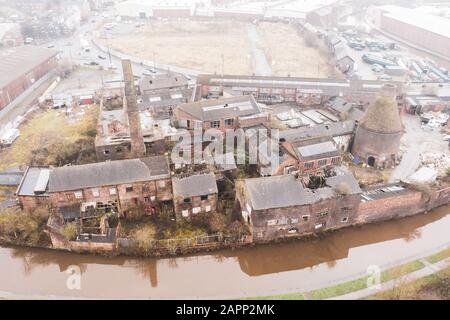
[1,206,450,299]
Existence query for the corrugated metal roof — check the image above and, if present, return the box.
[0,46,59,88]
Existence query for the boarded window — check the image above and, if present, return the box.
[74,191,83,199]
[192,207,201,214]
[267,219,278,226]
[182,210,189,217]
[205,205,211,212]
[291,218,299,224]
[109,188,117,195]
[158,180,166,188]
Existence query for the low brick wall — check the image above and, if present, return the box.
[357,190,424,224]
[69,241,116,252]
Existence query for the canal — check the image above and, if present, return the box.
[0,206,449,299]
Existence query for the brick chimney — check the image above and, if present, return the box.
[122,59,145,158]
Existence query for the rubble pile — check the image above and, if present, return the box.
[420,152,450,175]
[421,112,449,130]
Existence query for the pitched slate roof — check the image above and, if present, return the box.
[177,95,262,121]
[49,156,170,192]
[172,173,218,198]
[244,173,361,210]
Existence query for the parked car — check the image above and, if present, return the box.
[86,61,99,66]
[98,55,107,60]
[378,74,392,81]
[371,64,383,73]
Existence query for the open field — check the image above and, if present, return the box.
[256,22,337,78]
[98,20,336,77]
[0,105,98,171]
[99,20,253,75]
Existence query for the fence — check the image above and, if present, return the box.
[118,232,250,252]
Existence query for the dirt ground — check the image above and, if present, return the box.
[99,20,335,77]
[256,22,337,78]
[99,20,253,75]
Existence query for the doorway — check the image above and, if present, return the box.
[368,156,376,167]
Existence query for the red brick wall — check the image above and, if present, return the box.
[357,191,424,224]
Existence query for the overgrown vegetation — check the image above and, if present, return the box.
[0,105,98,171]
[0,206,50,246]
[61,222,78,242]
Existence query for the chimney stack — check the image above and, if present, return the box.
[122,59,145,158]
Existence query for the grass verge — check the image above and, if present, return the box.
[239,260,426,300]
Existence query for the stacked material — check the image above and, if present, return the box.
[420,152,450,175]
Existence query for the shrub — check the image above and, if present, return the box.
[335,182,351,195]
[133,224,157,252]
[0,206,49,246]
[62,222,78,241]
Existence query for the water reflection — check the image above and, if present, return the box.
[4,206,449,290]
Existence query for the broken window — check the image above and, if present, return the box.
[304,162,314,169]
[125,186,133,193]
[116,147,123,153]
[341,217,349,223]
[200,194,208,201]
[103,150,110,155]
[92,188,99,197]
[225,118,234,126]
[183,198,191,203]
[302,215,310,222]
[316,210,329,218]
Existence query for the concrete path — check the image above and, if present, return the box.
[328,257,450,300]
[247,24,272,76]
